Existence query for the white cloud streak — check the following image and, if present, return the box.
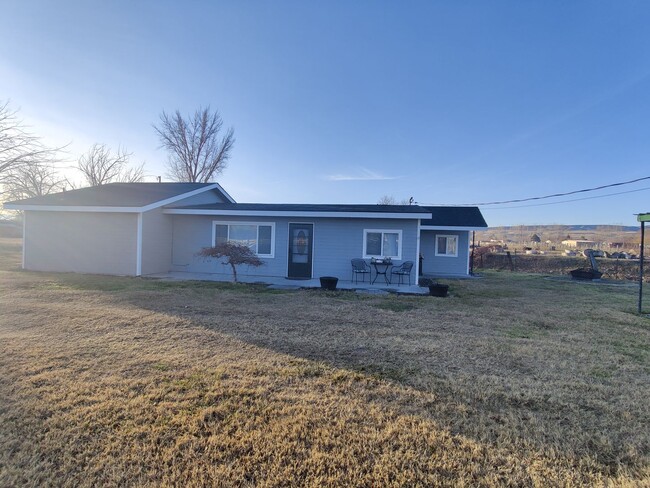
[325,167,401,181]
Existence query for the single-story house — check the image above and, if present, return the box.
[4,182,487,281]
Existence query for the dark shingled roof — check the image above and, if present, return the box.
[420,206,488,228]
[5,183,219,207]
[168,202,433,214]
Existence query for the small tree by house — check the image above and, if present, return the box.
[197,242,263,282]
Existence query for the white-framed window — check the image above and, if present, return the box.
[435,234,458,257]
[213,221,275,257]
[363,229,402,259]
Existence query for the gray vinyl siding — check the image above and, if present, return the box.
[170,215,419,281]
[141,208,173,275]
[24,210,138,275]
[420,230,470,276]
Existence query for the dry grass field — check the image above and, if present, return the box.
[1,237,649,487]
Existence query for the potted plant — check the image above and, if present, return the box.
[419,278,449,297]
[319,276,339,290]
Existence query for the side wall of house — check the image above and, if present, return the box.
[141,208,173,275]
[140,190,228,275]
[24,210,138,275]
[170,215,419,281]
[420,230,470,276]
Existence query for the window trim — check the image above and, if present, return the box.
[435,234,458,257]
[362,229,402,260]
[212,221,275,258]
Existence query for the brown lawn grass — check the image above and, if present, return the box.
[0,237,648,486]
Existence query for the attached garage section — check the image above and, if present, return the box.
[24,211,138,275]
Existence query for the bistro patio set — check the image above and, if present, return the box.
[350,258,414,286]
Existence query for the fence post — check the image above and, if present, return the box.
[470,231,475,275]
[639,221,645,314]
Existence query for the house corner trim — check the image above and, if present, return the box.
[136,212,143,276]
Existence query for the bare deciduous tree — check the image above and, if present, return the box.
[378,195,398,205]
[77,143,144,186]
[0,100,64,185]
[154,107,234,182]
[377,195,413,205]
[3,163,65,200]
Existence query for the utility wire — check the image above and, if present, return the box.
[420,175,650,207]
[483,185,650,210]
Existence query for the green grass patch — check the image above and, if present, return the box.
[590,367,614,379]
[375,299,418,312]
[503,326,535,339]
[612,340,650,366]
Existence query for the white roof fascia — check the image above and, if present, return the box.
[3,183,231,213]
[136,213,143,276]
[140,183,230,211]
[211,182,236,203]
[420,225,487,231]
[3,204,144,213]
[163,208,432,220]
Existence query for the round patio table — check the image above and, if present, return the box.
[371,261,392,284]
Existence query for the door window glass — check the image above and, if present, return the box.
[292,229,309,263]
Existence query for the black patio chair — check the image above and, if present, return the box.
[390,261,414,285]
[351,258,371,284]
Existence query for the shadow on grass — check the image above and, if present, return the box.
[94,271,648,477]
[5,263,649,480]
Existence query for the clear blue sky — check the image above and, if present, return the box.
[1,1,649,226]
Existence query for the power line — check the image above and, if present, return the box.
[420,175,650,207]
[483,185,650,210]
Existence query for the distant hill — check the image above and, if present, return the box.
[564,225,639,232]
[476,224,640,247]
[484,224,639,233]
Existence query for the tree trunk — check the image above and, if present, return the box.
[230,263,238,282]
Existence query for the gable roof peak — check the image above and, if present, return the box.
[3,181,235,211]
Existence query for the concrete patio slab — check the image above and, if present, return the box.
[145,271,430,295]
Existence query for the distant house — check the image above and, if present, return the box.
[608,242,626,249]
[530,234,541,244]
[562,239,597,249]
[4,183,488,281]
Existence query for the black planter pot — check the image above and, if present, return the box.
[428,284,449,297]
[320,276,339,290]
[570,269,603,280]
